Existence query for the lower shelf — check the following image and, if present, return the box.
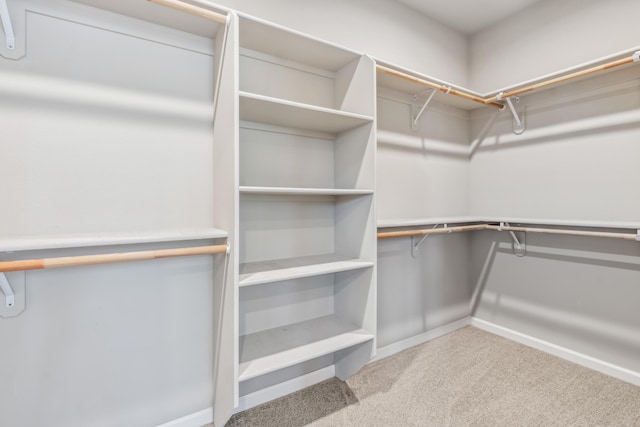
[239,254,374,287]
[238,314,374,381]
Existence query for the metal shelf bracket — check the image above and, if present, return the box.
[0,0,15,49]
[0,273,14,307]
[497,92,525,134]
[498,222,526,257]
[411,89,437,130]
[412,224,447,257]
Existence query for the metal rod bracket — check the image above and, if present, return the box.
[0,273,14,307]
[0,0,15,49]
[499,223,526,256]
[226,243,231,255]
[411,89,437,131]
[498,93,525,134]
[636,230,640,241]
[633,51,640,63]
[411,224,440,257]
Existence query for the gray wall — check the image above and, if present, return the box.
[0,1,220,426]
[211,0,470,86]
[470,231,640,373]
[469,0,640,92]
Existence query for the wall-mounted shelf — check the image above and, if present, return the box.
[238,314,374,381]
[239,254,373,287]
[0,228,228,252]
[377,217,640,231]
[239,186,373,197]
[239,92,373,133]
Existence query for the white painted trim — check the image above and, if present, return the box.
[156,407,213,427]
[373,317,471,362]
[236,365,335,413]
[471,318,640,387]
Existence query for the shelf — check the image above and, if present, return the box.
[239,186,373,197]
[238,314,374,381]
[377,217,640,231]
[375,61,487,111]
[239,254,374,287]
[378,217,485,229]
[239,92,373,134]
[0,228,228,252]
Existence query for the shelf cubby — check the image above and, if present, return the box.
[239,314,374,381]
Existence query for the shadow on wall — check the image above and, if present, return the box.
[469,231,640,368]
[470,73,640,156]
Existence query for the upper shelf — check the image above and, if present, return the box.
[70,0,226,39]
[0,228,228,252]
[376,47,640,111]
[238,14,361,72]
[239,92,374,133]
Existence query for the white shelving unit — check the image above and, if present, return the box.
[233,14,377,403]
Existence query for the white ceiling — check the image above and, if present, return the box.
[394,0,544,34]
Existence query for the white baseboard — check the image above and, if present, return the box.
[372,317,471,362]
[236,365,336,413]
[156,407,213,427]
[471,317,640,387]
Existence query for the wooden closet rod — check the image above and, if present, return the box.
[377,65,504,109]
[0,244,229,273]
[147,0,228,24]
[377,223,639,241]
[484,52,640,104]
[377,224,487,239]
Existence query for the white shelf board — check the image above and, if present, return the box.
[0,228,228,252]
[377,217,640,231]
[239,186,373,197]
[238,314,374,381]
[239,254,374,287]
[239,92,373,134]
[378,217,485,229]
[486,217,640,231]
[71,0,226,40]
[375,60,487,111]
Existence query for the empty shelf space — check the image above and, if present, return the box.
[239,92,373,133]
[238,314,374,381]
[239,254,374,287]
[239,186,373,197]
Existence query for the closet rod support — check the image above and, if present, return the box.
[0,273,15,308]
[497,93,524,134]
[0,0,15,49]
[412,224,442,257]
[412,89,437,130]
[636,230,640,241]
[633,51,640,63]
[499,222,526,256]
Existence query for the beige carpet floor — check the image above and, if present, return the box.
[218,326,640,427]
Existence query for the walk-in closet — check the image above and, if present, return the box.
[1,0,639,426]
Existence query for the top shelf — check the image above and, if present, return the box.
[71,0,226,39]
[376,47,640,111]
[238,14,362,72]
[0,228,228,252]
